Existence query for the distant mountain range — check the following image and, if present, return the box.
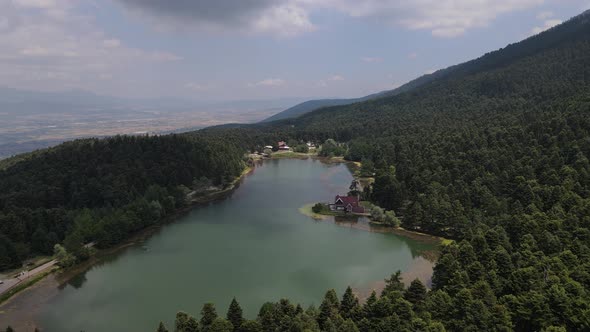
[260,61,467,122]
[260,95,378,123]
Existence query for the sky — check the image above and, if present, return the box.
[1,0,589,101]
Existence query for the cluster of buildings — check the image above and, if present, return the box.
[264,141,316,152]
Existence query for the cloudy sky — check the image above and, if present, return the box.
[1,0,588,101]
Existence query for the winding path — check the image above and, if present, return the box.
[0,260,57,297]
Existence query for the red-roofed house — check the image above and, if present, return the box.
[278,141,290,150]
[329,195,365,213]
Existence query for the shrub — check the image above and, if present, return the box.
[312,203,325,214]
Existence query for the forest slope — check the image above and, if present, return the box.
[185,11,590,331]
[0,135,245,269]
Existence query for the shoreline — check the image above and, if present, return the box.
[299,203,443,260]
[1,156,442,329]
[0,164,256,308]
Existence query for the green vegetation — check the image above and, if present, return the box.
[298,204,322,218]
[181,12,590,331]
[318,139,346,157]
[293,144,310,153]
[366,203,400,228]
[4,9,590,332]
[159,276,470,331]
[0,135,245,269]
[312,203,327,214]
[269,151,310,159]
[358,159,375,177]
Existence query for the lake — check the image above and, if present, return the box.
[2,158,436,331]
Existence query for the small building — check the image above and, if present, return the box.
[278,141,290,151]
[306,142,316,149]
[329,195,365,213]
[264,145,273,150]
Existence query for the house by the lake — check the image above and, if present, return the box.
[329,195,365,213]
[278,141,290,150]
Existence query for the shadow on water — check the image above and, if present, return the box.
[330,215,439,261]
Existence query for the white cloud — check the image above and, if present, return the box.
[117,0,545,38]
[249,78,286,87]
[407,52,418,59]
[302,0,544,38]
[328,75,344,81]
[536,11,553,20]
[99,73,113,80]
[103,39,121,48]
[185,82,214,91]
[13,0,59,9]
[118,1,315,37]
[252,4,315,37]
[317,74,344,87]
[531,18,562,35]
[0,0,182,92]
[361,56,382,63]
[149,51,183,62]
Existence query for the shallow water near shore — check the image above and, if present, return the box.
[1,158,435,331]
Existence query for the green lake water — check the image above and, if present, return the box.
[34,158,434,331]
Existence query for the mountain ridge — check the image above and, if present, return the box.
[259,9,590,124]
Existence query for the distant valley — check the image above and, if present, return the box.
[0,90,308,159]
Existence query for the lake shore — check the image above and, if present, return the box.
[299,203,444,259]
[0,163,256,314]
[1,157,438,330]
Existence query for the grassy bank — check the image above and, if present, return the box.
[270,151,316,159]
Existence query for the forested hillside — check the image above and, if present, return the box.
[2,8,590,332]
[0,135,244,269]
[181,11,590,331]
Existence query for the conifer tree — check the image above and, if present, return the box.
[226,298,244,331]
[382,271,405,297]
[404,279,427,305]
[362,291,378,318]
[318,289,340,330]
[340,286,360,319]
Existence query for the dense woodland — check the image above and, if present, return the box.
[0,135,245,269]
[3,9,590,332]
[179,11,590,331]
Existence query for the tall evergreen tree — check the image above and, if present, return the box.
[404,279,427,305]
[226,298,244,331]
[340,286,360,319]
[317,289,340,330]
[382,271,405,297]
